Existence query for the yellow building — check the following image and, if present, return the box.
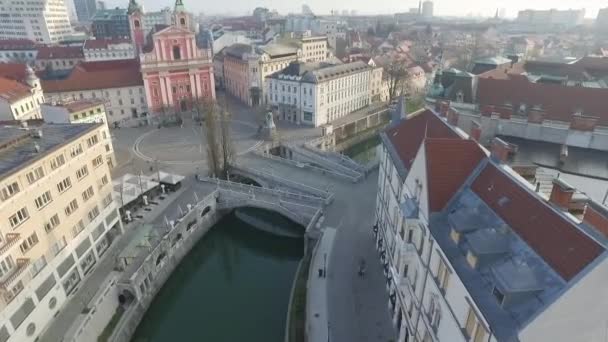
[0,121,122,342]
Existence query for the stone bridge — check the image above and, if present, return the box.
[227,164,334,204]
[198,177,324,228]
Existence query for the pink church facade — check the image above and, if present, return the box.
[129,1,215,115]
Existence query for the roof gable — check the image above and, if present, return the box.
[471,163,605,281]
[425,138,486,212]
[386,109,460,171]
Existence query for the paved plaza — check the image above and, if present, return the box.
[71,93,395,342]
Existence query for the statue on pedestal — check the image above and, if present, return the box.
[259,110,278,141]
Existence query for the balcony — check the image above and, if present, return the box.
[0,258,30,291]
[0,233,20,255]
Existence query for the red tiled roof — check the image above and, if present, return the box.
[83,38,131,49]
[425,138,486,212]
[0,63,27,82]
[0,76,32,102]
[0,39,37,50]
[386,110,460,170]
[37,46,84,59]
[476,76,608,126]
[41,59,143,93]
[471,163,604,281]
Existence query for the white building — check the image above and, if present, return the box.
[0,0,73,43]
[0,122,121,342]
[422,0,434,19]
[0,66,44,121]
[41,59,147,126]
[41,99,108,124]
[517,9,585,28]
[83,39,135,62]
[374,104,608,342]
[266,60,373,126]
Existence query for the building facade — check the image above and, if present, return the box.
[74,0,97,22]
[91,8,130,40]
[138,24,215,114]
[266,60,372,126]
[299,36,328,63]
[0,66,44,121]
[597,7,608,32]
[0,122,121,342]
[41,60,147,126]
[34,46,84,73]
[517,9,585,28]
[0,40,38,64]
[83,39,135,62]
[374,105,608,342]
[0,0,72,43]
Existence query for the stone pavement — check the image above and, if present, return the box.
[39,182,191,342]
[307,227,336,342]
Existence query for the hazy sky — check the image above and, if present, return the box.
[102,0,603,18]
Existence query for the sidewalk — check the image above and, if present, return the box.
[307,227,336,342]
[39,183,191,342]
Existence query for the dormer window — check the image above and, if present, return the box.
[456,90,464,103]
[450,227,461,244]
[466,250,478,269]
[492,286,505,306]
[518,103,526,114]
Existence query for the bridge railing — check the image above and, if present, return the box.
[229,165,335,204]
[251,149,361,183]
[287,144,364,180]
[201,176,327,206]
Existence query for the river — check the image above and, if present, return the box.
[342,135,381,164]
[131,211,303,342]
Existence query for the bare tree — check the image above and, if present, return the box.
[201,98,234,179]
[385,59,410,102]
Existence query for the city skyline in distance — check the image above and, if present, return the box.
[97,0,604,18]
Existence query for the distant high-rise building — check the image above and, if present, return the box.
[0,0,72,43]
[302,4,313,15]
[499,8,507,19]
[597,7,608,32]
[422,0,434,19]
[97,1,106,10]
[91,8,130,39]
[517,8,585,28]
[74,0,97,22]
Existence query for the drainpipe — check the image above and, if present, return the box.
[412,233,434,341]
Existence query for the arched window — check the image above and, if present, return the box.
[180,17,186,26]
[173,46,181,60]
[134,19,140,28]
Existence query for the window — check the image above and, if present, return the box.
[82,186,94,201]
[9,207,29,228]
[44,214,60,233]
[450,227,461,244]
[70,144,83,157]
[173,46,181,60]
[57,177,72,193]
[88,206,100,221]
[100,175,109,188]
[493,287,505,306]
[464,305,488,342]
[64,199,78,216]
[0,255,15,278]
[72,219,85,237]
[466,250,478,269]
[26,166,45,184]
[76,165,89,180]
[436,256,450,293]
[86,135,99,147]
[50,154,65,170]
[92,155,103,168]
[1,181,20,200]
[34,190,52,209]
[19,232,39,253]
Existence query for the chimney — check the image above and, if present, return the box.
[470,121,482,141]
[439,100,450,117]
[582,200,608,237]
[481,105,494,117]
[447,108,459,126]
[549,178,575,210]
[490,137,510,163]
